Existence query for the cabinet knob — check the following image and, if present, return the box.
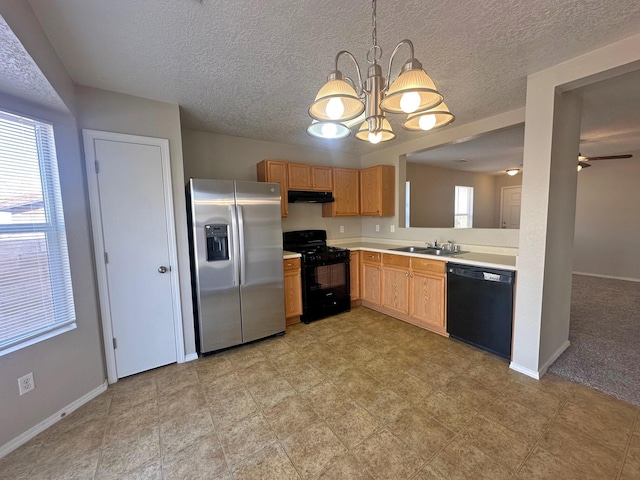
[405,273,409,277]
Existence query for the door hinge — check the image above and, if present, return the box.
[104,252,109,264]
[95,161,100,173]
[112,338,117,349]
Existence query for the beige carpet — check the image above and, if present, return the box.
[548,274,640,407]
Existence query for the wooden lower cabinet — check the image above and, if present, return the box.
[349,251,360,305]
[381,254,410,315]
[409,270,446,330]
[283,258,302,325]
[360,251,381,305]
[359,251,447,336]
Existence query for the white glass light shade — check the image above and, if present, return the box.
[307,120,351,139]
[506,169,520,176]
[355,118,395,143]
[380,68,443,114]
[309,79,364,122]
[402,102,455,131]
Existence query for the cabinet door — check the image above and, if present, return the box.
[283,259,302,319]
[360,165,395,217]
[361,262,381,305]
[287,163,312,190]
[409,271,445,329]
[350,251,360,301]
[257,160,288,217]
[382,265,410,315]
[323,168,359,217]
[360,166,381,216]
[312,166,333,191]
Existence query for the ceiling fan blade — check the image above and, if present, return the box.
[585,154,633,161]
[578,161,591,170]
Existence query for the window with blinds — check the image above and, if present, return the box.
[0,109,76,355]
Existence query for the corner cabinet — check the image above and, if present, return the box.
[360,165,395,216]
[283,258,302,325]
[323,168,360,217]
[257,160,288,218]
[287,163,333,191]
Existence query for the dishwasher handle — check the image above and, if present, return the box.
[447,266,513,284]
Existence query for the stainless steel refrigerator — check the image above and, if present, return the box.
[186,178,285,354]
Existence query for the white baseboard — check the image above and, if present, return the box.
[184,353,198,362]
[509,362,541,379]
[510,340,570,380]
[0,380,108,459]
[573,271,640,283]
[538,340,571,377]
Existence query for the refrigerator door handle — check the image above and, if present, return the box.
[229,205,240,286]
[237,205,246,286]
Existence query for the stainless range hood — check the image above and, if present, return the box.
[287,190,335,203]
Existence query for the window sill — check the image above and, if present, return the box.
[0,322,77,357]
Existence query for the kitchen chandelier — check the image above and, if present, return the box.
[307,0,454,143]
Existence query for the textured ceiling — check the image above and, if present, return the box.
[20,0,640,154]
[0,16,66,112]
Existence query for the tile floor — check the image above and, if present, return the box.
[1,307,639,479]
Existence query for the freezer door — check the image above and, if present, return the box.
[235,181,286,342]
[188,179,242,353]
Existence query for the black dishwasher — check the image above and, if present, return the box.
[446,263,515,359]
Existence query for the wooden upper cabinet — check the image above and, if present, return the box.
[257,160,288,218]
[288,163,333,191]
[312,166,333,191]
[323,168,359,217]
[360,165,395,216]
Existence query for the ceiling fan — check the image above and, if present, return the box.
[577,152,633,170]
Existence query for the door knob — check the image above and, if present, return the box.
[158,266,170,273]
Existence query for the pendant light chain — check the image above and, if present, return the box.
[368,0,382,65]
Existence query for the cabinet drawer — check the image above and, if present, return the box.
[410,257,445,274]
[361,251,381,264]
[382,253,410,268]
[283,258,301,271]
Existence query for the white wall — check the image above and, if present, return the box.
[181,129,363,239]
[407,162,505,228]
[0,93,105,449]
[573,154,640,280]
[75,86,196,358]
[511,32,640,378]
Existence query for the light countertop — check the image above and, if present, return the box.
[333,241,517,271]
[283,251,302,260]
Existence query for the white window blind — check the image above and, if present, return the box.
[0,109,76,354]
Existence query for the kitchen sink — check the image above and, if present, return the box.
[389,246,430,253]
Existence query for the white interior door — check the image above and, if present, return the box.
[84,131,182,380]
[500,186,522,229]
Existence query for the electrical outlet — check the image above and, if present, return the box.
[339,225,344,233]
[18,372,35,396]
[375,224,380,232]
[390,225,395,233]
